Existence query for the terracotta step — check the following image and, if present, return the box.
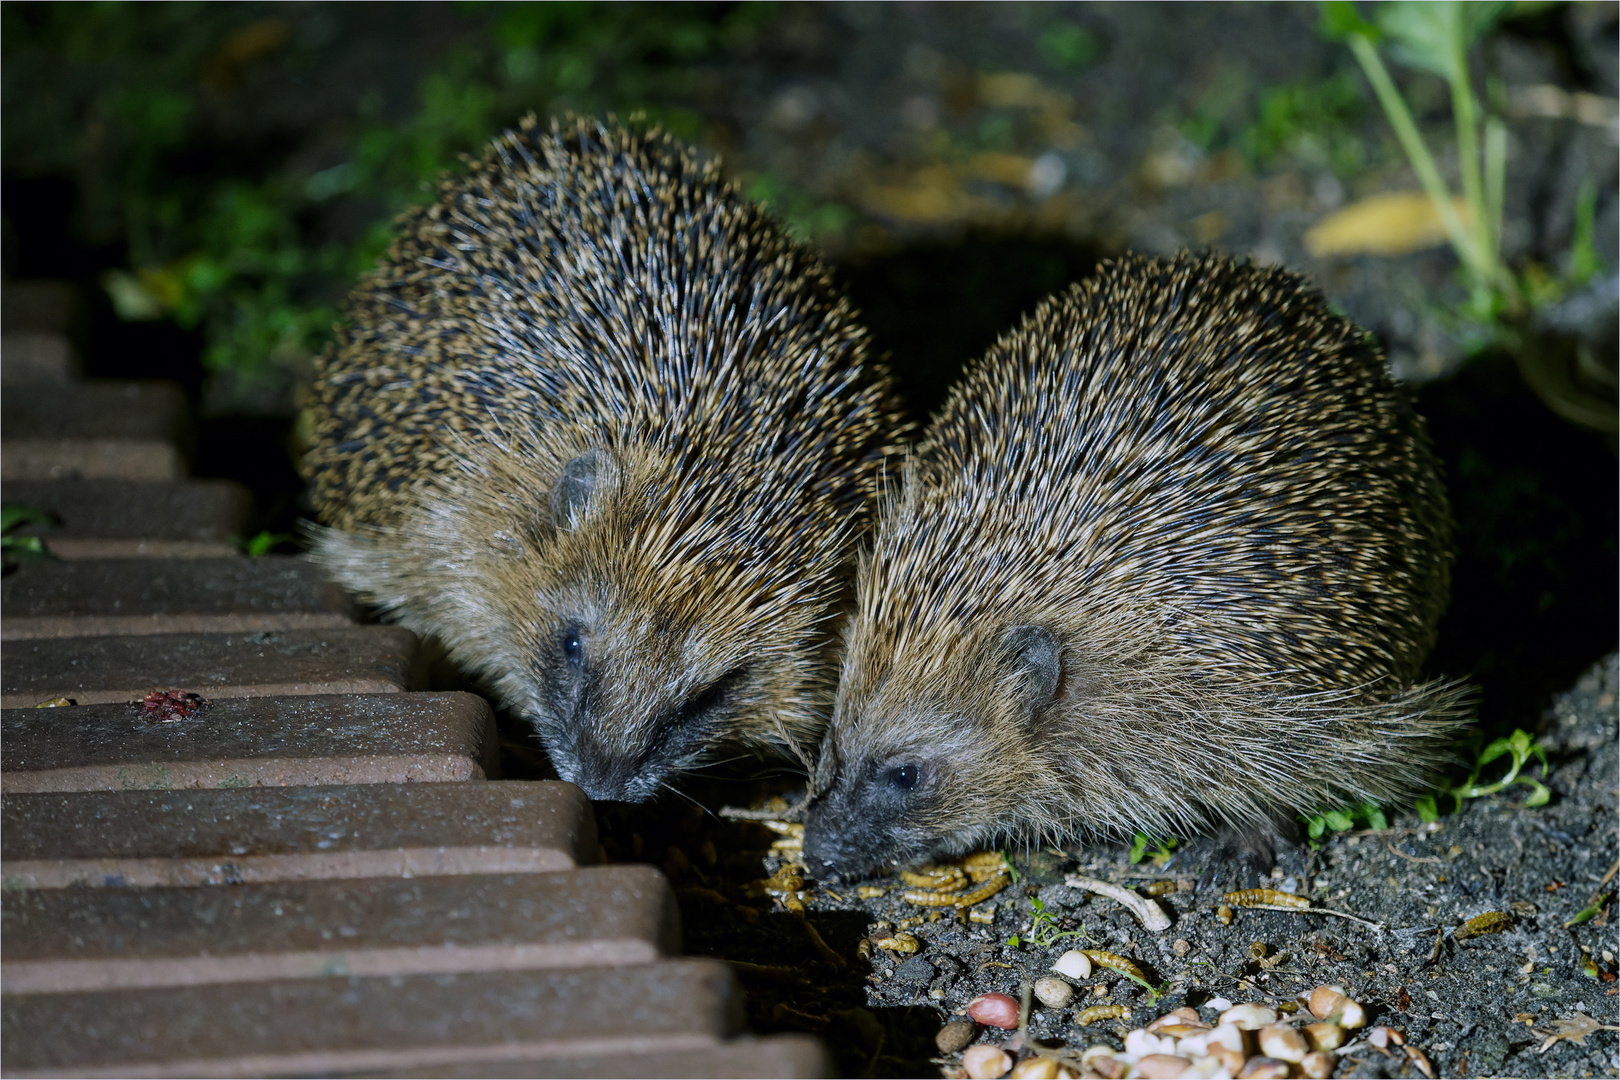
[372,1034,833,1078]
[0,958,742,1079]
[1,626,419,708]
[2,380,191,481]
[0,690,492,793]
[1,331,81,385]
[0,556,357,639]
[2,780,592,889]
[1,479,253,559]
[2,865,674,993]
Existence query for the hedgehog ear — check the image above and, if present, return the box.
[1000,625,1062,713]
[551,448,615,530]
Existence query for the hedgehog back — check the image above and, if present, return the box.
[886,252,1452,693]
[302,117,895,537]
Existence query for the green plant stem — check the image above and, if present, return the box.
[1347,33,1485,284]
[1447,24,1491,277]
[1483,114,1507,268]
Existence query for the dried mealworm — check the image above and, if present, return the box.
[1223,888,1311,910]
[1076,1004,1130,1025]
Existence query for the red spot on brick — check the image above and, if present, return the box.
[139,689,204,722]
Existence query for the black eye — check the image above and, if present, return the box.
[887,764,921,791]
[561,627,584,665]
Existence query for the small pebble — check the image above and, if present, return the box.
[1204,1045,1246,1076]
[1204,997,1233,1012]
[937,1020,978,1054]
[1172,938,1191,957]
[1257,1023,1307,1063]
[967,993,1021,1029]
[1033,976,1075,1008]
[1303,1022,1345,1051]
[1136,1053,1191,1079]
[1235,1057,1290,1079]
[963,1044,1012,1080]
[1051,949,1092,979]
[1299,1050,1336,1079]
[1218,1003,1277,1030]
[1080,1047,1125,1080]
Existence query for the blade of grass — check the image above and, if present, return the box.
[1347,33,1485,283]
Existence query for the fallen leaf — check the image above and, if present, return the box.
[1303,191,1470,258]
[1535,1013,1620,1053]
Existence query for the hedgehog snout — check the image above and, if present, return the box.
[802,756,941,880]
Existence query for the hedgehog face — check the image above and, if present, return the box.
[527,603,753,802]
[803,624,1065,879]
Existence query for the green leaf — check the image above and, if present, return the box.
[1307,816,1328,839]
[1518,779,1551,808]
[1363,804,1389,831]
[1477,736,1514,768]
[1,505,53,534]
[1318,1,1380,42]
[1323,809,1355,831]
[1378,1,1510,81]
[1128,833,1150,865]
[1415,795,1440,823]
[1038,22,1098,70]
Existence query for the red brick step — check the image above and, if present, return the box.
[375,1034,834,1078]
[1,556,357,639]
[0,958,742,1079]
[0,626,418,708]
[1,781,592,889]
[2,380,191,482]
[0,690,493,793]
[2,479,253,559]
[2,865,675,993]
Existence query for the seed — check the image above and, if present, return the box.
[1009,1056,1062,1079]
[1144,879,1177,897]
[1304,1022,1345,1051]
[1257,1023,1307,1063]
[1218,1003,1278,1030]
[1080,1046,1126,1080]
[962,1044,1012,1079]
[1299,1051,1336,1079]
[1135,1054,1191,1079]
[1144,1008,1203,1034]
[1453,910,1513,940]
[1051,949,1092,980]
[1235,1057,1289,1079]
[1033,976,1074,1008]
[1075,1004,1130,1026]
[936,1019,977,1053]
[1223,888,1310,910]
[875,932,919,954]
[967,993,1021,1029]
[1204,1045,1246,1075]
[1307,985,1365,1028]
[1217,904,1235,925]
[857,885,887,899]
[1081,950,1147,983]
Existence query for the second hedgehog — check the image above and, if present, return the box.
[802,253,1469,877]
[300,118,903,801]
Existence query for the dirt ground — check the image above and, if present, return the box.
[594,653,1618,1079]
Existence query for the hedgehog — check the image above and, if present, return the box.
[298,116,905,802]
[800,252,1471,877]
